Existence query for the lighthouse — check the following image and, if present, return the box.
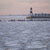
[26,7,33,20]
[30,7,33,18]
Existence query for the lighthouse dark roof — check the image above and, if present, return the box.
[30,7,32,10]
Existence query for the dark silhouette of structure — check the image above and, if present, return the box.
[27,7,50,18]
[26,7,50,21]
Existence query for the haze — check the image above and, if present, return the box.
[0,0,50,15]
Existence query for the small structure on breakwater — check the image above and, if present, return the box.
[26,7,50,21]
[26,7,33,19]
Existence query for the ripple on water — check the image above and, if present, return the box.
[0,21,50,50]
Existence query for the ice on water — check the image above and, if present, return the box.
[0,21,50,50]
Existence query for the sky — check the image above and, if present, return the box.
[0,0,50,15]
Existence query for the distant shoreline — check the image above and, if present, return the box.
[0,14,50,21]
[0,18,50,21]
[0,13,50,16]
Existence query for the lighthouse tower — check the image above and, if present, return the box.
[30,7,33,18]
[26,7,33,20]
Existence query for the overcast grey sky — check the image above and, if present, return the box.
[0,0,50,15]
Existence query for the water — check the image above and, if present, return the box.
[0,21,50,50]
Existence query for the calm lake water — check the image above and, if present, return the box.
[0,21,50,50]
